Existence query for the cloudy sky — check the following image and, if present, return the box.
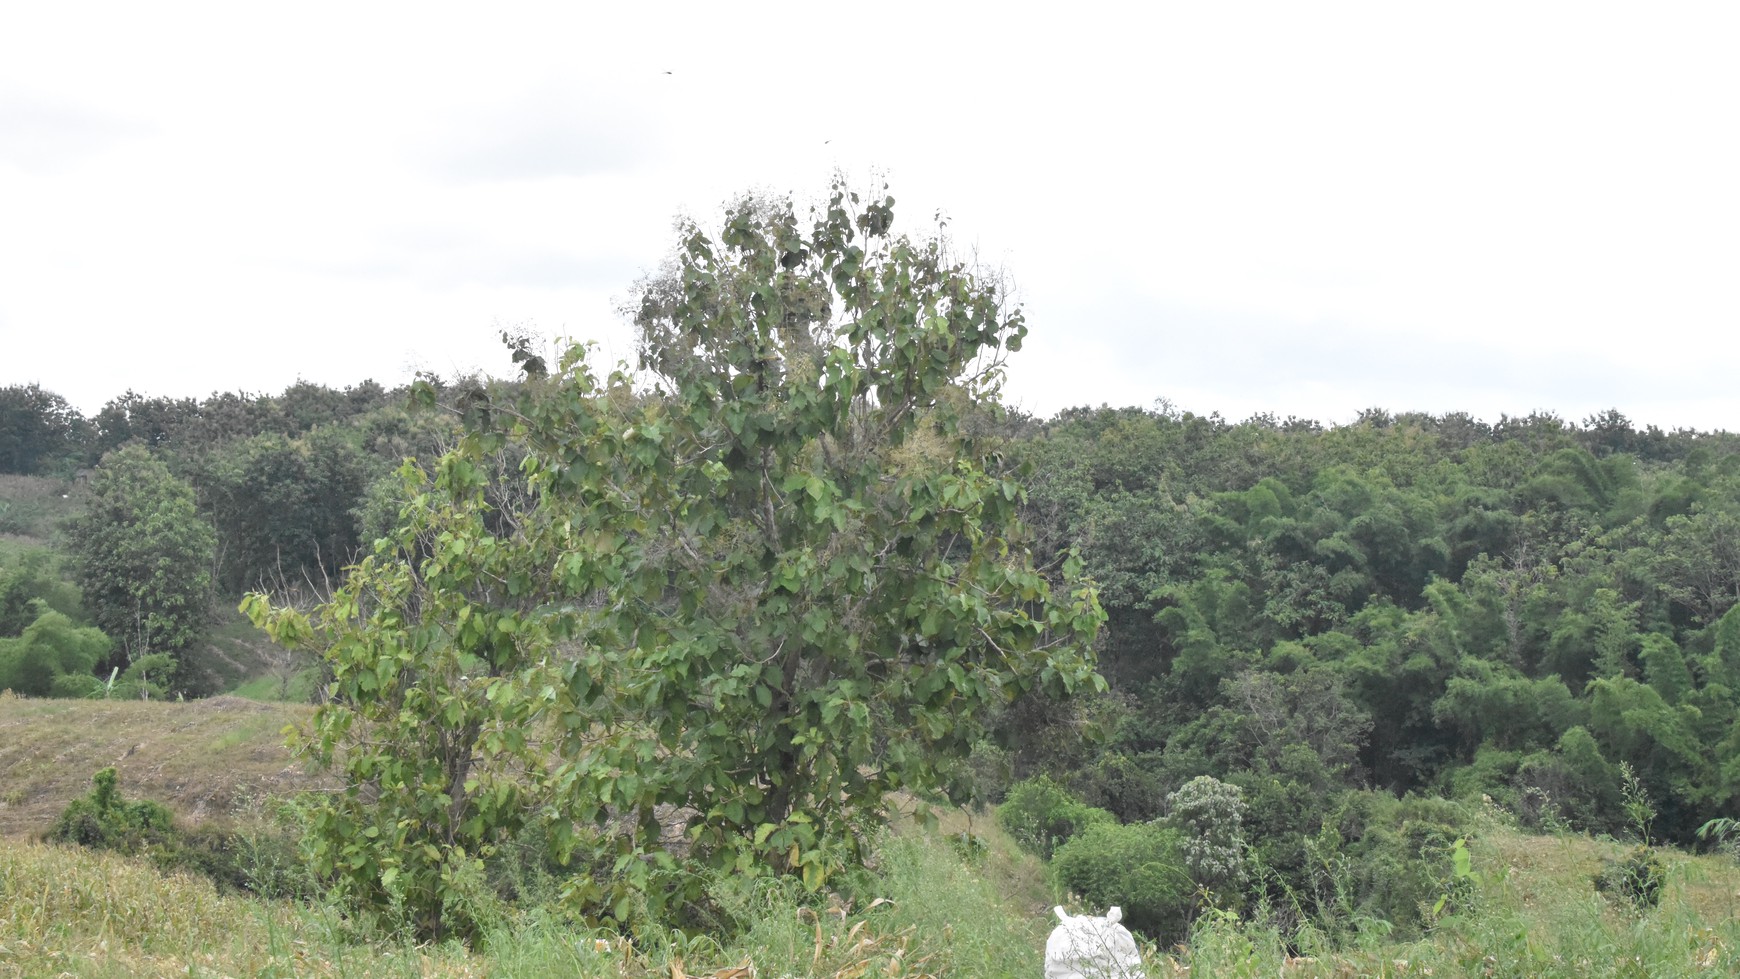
[3,2,1737,431]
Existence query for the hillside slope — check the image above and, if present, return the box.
[0,693,326,838]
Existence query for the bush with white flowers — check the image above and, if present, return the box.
[1043,906,1146,979]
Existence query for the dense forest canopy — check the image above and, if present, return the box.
[1010,406,1740,821]
[4,357,1739,941]
[8,376,1737,820]
[0,376,459,695]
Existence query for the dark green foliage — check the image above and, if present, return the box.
[62,380,437,610]
[46,768,315,899]
[93,390,201,455]
[1331,794,1474,934]
[1655,503,1740,625]
[988,401,1740,942]
[194,427,381,592]
[1074,748,1169,823]
[48,671,104,698]
[1158,667,1372,812]
[1509,726,1623,833]
[0,546,86,636]
[1051,821,1194,943]
[91,381,408,459]
[0,384,90,475]
[996,776,1115,860]
[26,284,1740,948]
[62,446,214,679]
[276,380,353,435]
[1222,755,1347,892]
[1230,791,1477,941]
[0,608,109,696]
[936,738,1014,811]
[47,767,173,852]
[1593,845,1665,911]
[1639,633,1695,704]
[1433,667,1583,754]
[164,797,321,902]
[109,652,177,700]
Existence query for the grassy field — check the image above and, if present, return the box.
[3,696,1739,977]
[0,693,323,838]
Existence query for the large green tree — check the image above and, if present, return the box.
[0,383,89,475]
[196,427,379,593]
[65,445,215,679]
[249,181,1104,940]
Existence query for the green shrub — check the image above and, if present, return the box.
[44,766,314,900]
[0,498,52,538]
[1239,790,1478,942]
[1162,775,1248,903]
[484,818,590,916]
[108,652,175,701]
[996,775,1115,860]
[1594,845,1664,911]
[151,813,316,901]
[1333,823,1466,934]
[1051,821,1195,944]
[1321,792,1475,935]
[1510,726,1623,834]
[0,608,109,696]
[47,768,173,851]
[1076,749,1168,822]
[47,671,103,698]
[1228,766,1344,889]
[0,545,87,635]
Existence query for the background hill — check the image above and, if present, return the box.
[0,694,322,838]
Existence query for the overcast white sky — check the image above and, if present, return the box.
[3,2,1737,431]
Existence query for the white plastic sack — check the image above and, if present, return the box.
[1043,905,1146,979]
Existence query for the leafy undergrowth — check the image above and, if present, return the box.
[1155,826,1740,979]
[9,805,1740,978]
[0,821,1058,978]
[5,712,1739,979]
[0,692,325,838]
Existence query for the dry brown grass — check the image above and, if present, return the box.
[0,692,328,838]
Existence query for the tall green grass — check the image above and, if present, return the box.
[1163,826,1740,979]
[5,808,1738,978]
[0,819,1060,977]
